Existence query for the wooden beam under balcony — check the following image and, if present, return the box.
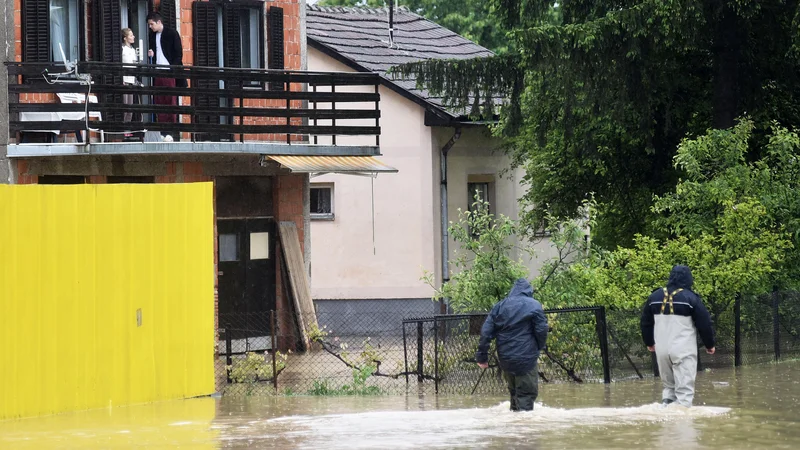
[7,142,382,158]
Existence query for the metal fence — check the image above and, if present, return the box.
[215,291,800,396]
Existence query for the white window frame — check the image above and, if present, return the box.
[310,184,335,221]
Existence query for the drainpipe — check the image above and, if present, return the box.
[440,127,461,314]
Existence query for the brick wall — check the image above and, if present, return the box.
[13,0,303,143]
[273,173,305,350]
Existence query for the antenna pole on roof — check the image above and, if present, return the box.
[388,0,394,48]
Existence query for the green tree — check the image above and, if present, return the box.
[423,197,529,312]
[652,119,800,289]
[534,122,794,342]
[398,0,800,248]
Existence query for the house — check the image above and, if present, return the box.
[0,0,394,354]
[306,5,558,325]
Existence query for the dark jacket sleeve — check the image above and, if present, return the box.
[533,305,548,351]
[691,295,716,349]
[167,28,187,88]
[167,28,183,66]
[641,298,655,347]
[475,308,498,364]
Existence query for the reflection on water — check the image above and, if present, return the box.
[1,361,800,449]
[0,397,217,449]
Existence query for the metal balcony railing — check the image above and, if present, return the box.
[5,61,381,146]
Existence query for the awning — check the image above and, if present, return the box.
[269,155,398,174]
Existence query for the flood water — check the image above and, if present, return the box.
[2,360,800,449]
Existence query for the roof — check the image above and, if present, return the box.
[306,5,494,120]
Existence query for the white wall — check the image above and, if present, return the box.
[432,127,559,282]
[308,48,437,300]
[308,48,558,301]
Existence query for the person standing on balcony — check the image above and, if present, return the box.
[146,11,184,142]
[121,28,139,124]
[641,265,716,407]
[476,278,549,411]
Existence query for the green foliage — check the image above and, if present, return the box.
[423,197,529,313]
[532,124,794,350]
[228,352,287,395]
[653,120,800,288]
[398,0,800,248]
[306,366,383,396]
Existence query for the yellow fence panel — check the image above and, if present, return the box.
[0,183,215,420]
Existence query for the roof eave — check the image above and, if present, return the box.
[308,38,456,121]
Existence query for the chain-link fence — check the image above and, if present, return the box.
[217,304,442,396]
[405,307,612,395]
[215,290,800,396]
[605,290,800,378]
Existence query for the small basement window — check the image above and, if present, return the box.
[310,184,334,220]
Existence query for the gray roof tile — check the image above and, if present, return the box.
[307,5,494,116]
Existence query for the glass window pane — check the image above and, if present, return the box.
[250,232,269,260]
[310,187,332,214]
[50,0,79,62]
[468,182,489,210]
[219,234,238,262]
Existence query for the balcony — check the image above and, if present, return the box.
[4,62,381,158]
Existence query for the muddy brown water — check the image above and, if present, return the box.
[2,360,799,449]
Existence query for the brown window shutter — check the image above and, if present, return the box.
[98,0,122,63]
[159,0,177,30]
[193,1,219,68]
[193,1,220,125]
[223,4,243,69]
[267,6,284,90]
[22,0,50,62]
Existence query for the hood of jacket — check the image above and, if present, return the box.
[667,265,694,290]
[508,278,533,298]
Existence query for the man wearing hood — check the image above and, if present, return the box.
[476,279,549,411]
[641,265,716,407]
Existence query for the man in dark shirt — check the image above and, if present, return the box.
[147,11,184,141]
[476,279,549,411]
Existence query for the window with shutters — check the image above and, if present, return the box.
[22,0,85,63]
[193,1,265,72]
[193,0,266,128]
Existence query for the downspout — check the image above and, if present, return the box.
[440,127,461,314]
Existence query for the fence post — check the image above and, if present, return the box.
[434,317,439,393]
[594,307,611,383]
[417,321,424,383]
[734,293,742,367]
[402,323,409,384]
[773,287,781,361]
[225,325,233,384]
[271,310,278,393]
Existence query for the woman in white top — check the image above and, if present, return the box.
[121,28,138,123]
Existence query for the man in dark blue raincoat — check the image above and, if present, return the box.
[476,278,549,411]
